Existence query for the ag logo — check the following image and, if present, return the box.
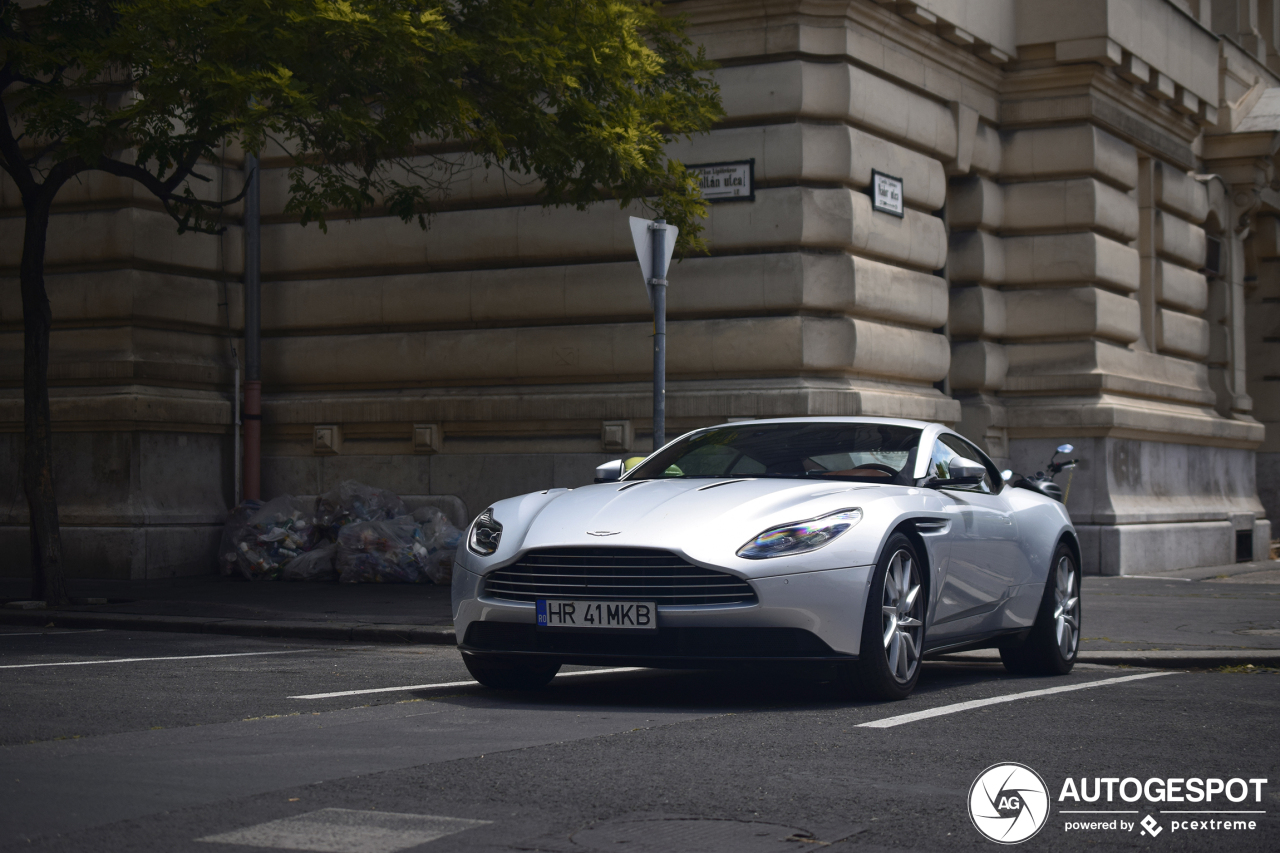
[969,763,1050,844]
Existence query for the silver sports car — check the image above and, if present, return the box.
[452,417,1081,700]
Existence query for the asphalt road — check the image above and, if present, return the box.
[1,626,1277,852]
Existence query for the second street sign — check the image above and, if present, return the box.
[688,160,754,202]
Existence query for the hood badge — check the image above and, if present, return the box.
[588,530,621,536]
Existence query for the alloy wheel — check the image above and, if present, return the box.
[881,548,924,683]
[1053,555,1080,659]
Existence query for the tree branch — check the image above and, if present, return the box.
[0,88,38,197]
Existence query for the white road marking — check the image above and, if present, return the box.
[858,671,1175,728]
[290,666,644,700]
[0,629,107,638]
[198,808,490,852]
[0,648,325,670]
[1126,575,1193,581]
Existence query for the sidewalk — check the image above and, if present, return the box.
[0,575,454,644]
[3,560,1278,666]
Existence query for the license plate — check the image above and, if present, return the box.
[536,599,656,630]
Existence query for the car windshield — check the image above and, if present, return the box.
[627,422,922,484]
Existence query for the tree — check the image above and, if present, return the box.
[1,0,722,603]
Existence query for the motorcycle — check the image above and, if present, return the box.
[1001,444,1079,504]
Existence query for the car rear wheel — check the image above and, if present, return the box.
[1000,543,1080,676]
[462,653,561,690]
[843,533,925,701]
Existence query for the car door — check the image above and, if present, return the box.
[927,435,1027,639]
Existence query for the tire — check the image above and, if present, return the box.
[842,533,926,701]
[1000,542,1080,676]
[462,653,561,690]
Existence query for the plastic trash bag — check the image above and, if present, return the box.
[315,480,409,541]
[413,506,463,585]
[282,542,337,582]
[336,517,430,583]
[219,499,262,576]
[226,496,319,580]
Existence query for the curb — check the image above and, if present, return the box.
[0,610,457,645]
[938,649,1280,668]
[4,611,1276,666]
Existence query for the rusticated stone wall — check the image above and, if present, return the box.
[2,0,1276,578]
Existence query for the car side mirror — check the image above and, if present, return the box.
[923,459,987,489]
[594,459,625,483]
[949,459,987,482]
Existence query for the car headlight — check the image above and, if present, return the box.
[468,508,503,556]
[737,508,863,559]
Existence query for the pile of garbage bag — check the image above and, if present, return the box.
[218,480,463,584]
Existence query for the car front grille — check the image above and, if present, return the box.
[482,547,757,606]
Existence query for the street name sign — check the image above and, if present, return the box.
[872,170,905,217]
[687,160,754,202]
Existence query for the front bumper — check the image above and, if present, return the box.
[452,563,875,667]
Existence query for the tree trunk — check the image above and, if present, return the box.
[20,194,69,606]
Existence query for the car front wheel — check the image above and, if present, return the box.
[843,532,925,700]
[1000,543,1080,676]
[462,653,561,690]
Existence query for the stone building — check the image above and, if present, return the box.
[2,0,1277,578]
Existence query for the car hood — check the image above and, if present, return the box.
[475,477,945,577]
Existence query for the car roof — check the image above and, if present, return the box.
[714,416,939,430]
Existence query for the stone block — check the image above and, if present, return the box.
[802,253,949,328]
[260,314,950,388]
[949,340,1008,391]
[0,325,234,388]
[948,285,1006,338]
[0,524,222,580]
[1154,162,1209,223]
[318,455,433,497]
[947,175,1004,231]
[705,187,948,271]
[1002,178,1138,241]
[261,250,946,335]
[970,123,1003,175]
[431,453,557,518]
[1003,287,1140,344]
[1055,36,1122,66]
[1156,210,1207,269]
[1172,85,1198,115]
[948,231,1005,284]
[259,187,946,276]
[1001,125,1137,189]
[1089,521,1235,575]
[1157,308,1210,360]
[0,207,239,276]
[313,425,342,455]
[0,268,241,332]
[601,420,633,452]
[1157,261,1208,313]
[1002,232,1140,291]
[413,424,442,454]
[895,2,938,27]
[1146,70,1176,100]
[714,61,958,160]
[1118,51,1150,85]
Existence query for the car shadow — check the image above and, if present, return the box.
[417,659,1021,713]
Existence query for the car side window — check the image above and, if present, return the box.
[932,435,995,494]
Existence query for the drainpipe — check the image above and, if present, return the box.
[243,152,262,501]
